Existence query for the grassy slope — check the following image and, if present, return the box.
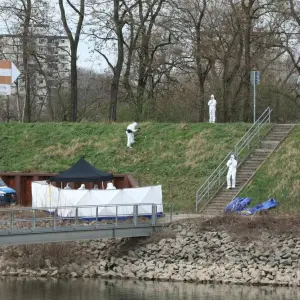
[0,122,250,212]
[239,125,300,213]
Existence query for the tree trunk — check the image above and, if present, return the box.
[194,1,208,122]
[242,4,252,122]
[222,80,229,122]
[109,74,120,121]
[136,32,149,121]
[22,0,32,123]
[70,47,78,122]
[243,19,252,122]
[198,78,205,122]
[108,0,124,122]
[58,0,85,122]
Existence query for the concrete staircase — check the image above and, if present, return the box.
[201,124,294,215]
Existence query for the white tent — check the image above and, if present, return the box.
[32,181,163,218]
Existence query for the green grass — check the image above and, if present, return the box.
[239,125,300,213]
[0,122,251,212]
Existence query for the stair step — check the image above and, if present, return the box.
[267,134,287,137]
[241,162,264,165]
[237,171,257,174]
[202,208,224,211]
[209,201,231,205]
[238,170,261,174]
[211,200,230,203]
[239,165,261,169]
[250,154,270,158]
[246,158,266,161]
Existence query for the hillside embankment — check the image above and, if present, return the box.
[0,122,251,211]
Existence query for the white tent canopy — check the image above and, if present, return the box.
[32,181,163,218]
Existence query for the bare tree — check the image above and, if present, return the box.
[88,0,137,121]
[58,0,85,122]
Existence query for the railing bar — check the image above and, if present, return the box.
[96,207,98,228]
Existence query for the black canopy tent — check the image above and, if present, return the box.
[49,157,113,183]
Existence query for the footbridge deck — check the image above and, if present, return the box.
[0,204,173,245]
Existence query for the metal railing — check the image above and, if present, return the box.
[0,203,173,234]
[195,107,272,211]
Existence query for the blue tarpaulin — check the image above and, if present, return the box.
[224,197,252,213]
[224,198,278,215]
[240,198,278,215]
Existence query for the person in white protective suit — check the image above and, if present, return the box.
[106,182,116,190]
[226,154,237,189]
[208,94,217,123]
[78,184,85,190]
[64,183,72,190]
[126,122,138,148]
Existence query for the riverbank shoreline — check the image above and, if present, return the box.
[1,215,300,287]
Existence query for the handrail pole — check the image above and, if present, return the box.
[96,206,99,228]
[32,209,36,230]
[115,206,118,227]
[53,208,57,231]
[10,211,14,231]
[75,207,78,228]
[133,205,138,226]
[151,204,157,226]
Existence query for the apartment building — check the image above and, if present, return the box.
[0,24,70,104]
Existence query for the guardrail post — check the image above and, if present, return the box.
[133,205,138,226]
[75,207,78,228]
[151,205,157,226]
[53,208,57,231]
[115,206,118,227]
[268,110,271,123]
[170,205,173,223]
[95,206,98,228]
[10,211,14,231]
[32,209,36,230]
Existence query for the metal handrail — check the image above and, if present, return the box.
[195,107,272,211]
[0,203,173,234]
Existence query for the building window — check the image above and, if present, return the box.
[61,40,65,43]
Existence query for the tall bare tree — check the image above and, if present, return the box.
[58,0,85,122]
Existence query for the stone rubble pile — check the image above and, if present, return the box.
[1,221,300,286]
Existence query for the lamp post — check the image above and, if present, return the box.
[250,70,260,123]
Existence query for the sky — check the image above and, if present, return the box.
[76,36,116,74]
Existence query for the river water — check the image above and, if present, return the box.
[1,278,299,300]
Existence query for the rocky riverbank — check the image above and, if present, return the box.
[1,216,300,286]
